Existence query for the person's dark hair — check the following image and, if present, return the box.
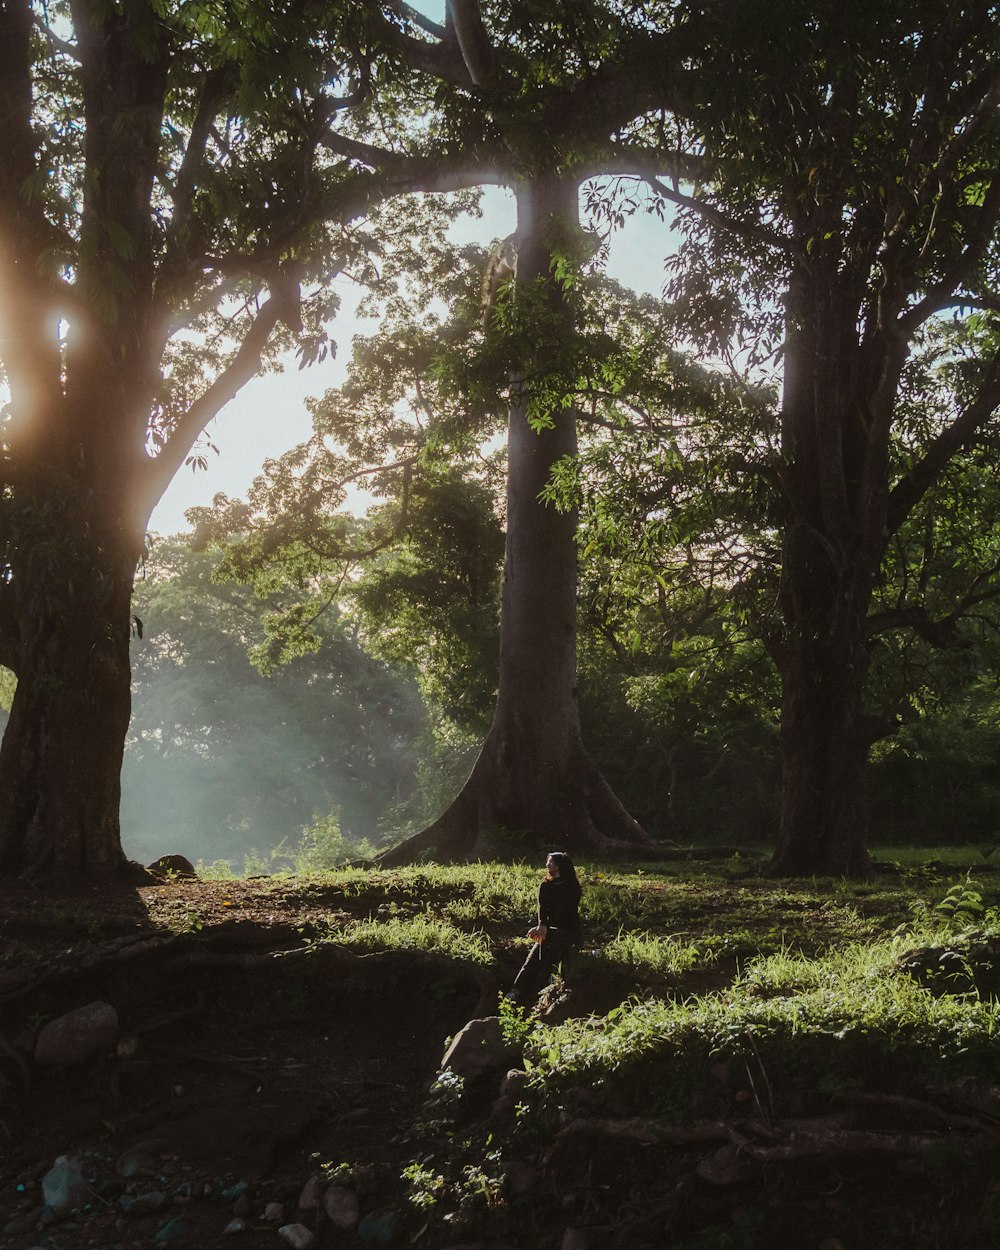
[545,851,578,885]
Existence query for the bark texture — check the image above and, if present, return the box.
[380,175,653,866]
[0,535,136,880]
[766,266,899,877]
[0,3,498,880]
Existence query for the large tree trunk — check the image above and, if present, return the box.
[766,270,898,878]
[0,498,139,881]
[380,175,653,866]
[768,526,875,877]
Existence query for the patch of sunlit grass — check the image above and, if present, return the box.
[599,928,714,977]
[335,913,493,965]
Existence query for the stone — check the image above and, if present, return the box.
[223,1218,248,1235]
[323,1185,359,1229]
[297,1175,322,1209]
[278,1223,316,1249]
[491,1095,516,1119]
[263,1202,284,1221]
[4,1210,42,1234]
[232,1193,253,1217]
[119,1190,167,1216]
[154,1217,192,1243]
[358,1208,405,1245]
[500,1068,530,1098]
[116,1139,164,1179]
[35,1002,118,1068]
[41,1156,88,1212]
[147,854,197,878]
[502,1161,534,1197]
[695,1143,744,1186]
[440,1017,517,1080]
[220,1182,249,1201]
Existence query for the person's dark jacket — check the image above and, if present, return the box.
[538,877,582,937]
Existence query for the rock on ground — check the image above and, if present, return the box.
[35,1001,118,1067]
[440,1017,518,1080]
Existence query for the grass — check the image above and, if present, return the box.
[161,846,1000,1249]
[871,842,1000,868]
[324,912,494,965]
[598,927,714,977]
[174,849,1000,969]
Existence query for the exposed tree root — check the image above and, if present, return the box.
[0,927,498,1020]
[0,933,178,1000]
[553,1109,1000,1167]
[164,944,498,1018]
[378,730,659,867]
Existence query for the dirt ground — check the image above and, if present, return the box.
[0,875,495,1250]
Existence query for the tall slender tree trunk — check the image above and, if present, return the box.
[380,174,653,866]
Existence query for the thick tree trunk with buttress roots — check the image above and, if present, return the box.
[380,175,653,866]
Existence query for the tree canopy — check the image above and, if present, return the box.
[2,0,1000,878]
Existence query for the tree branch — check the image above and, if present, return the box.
[139,285,299,521]
[898,165,1000,335]
[600,151,790,255]
[385,0,446,38]
[587,143,707,188]
[358,0,470,84]
[446,0,497,88]
[164,62,236,262]
[887,349,1000,534]
[555,1113,997,1162]
[865,604,962,647]
[31,11,80,60]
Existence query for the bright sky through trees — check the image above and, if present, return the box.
[148,187,671,534]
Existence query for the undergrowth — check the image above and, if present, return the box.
[14,847,1000,1250]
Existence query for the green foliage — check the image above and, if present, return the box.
[0,667,15,714]
[124,536,426,865]
[194,858,237,881]
[271,810,377,873]
[904,877,988,937]
[308,855,1000,1247]
[332,913,492,966]
[600,928,714,978]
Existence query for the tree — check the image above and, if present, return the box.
[125,536,424,867]
[0,0,491,879]
[653,0,1000,874]
[198,3,697,864]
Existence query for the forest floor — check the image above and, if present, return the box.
[1,847,999,1250]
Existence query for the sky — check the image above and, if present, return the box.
[148,186,675,534]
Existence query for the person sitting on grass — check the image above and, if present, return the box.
[511,851,582,1005]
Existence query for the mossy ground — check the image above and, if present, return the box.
[1,848,999,1248]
